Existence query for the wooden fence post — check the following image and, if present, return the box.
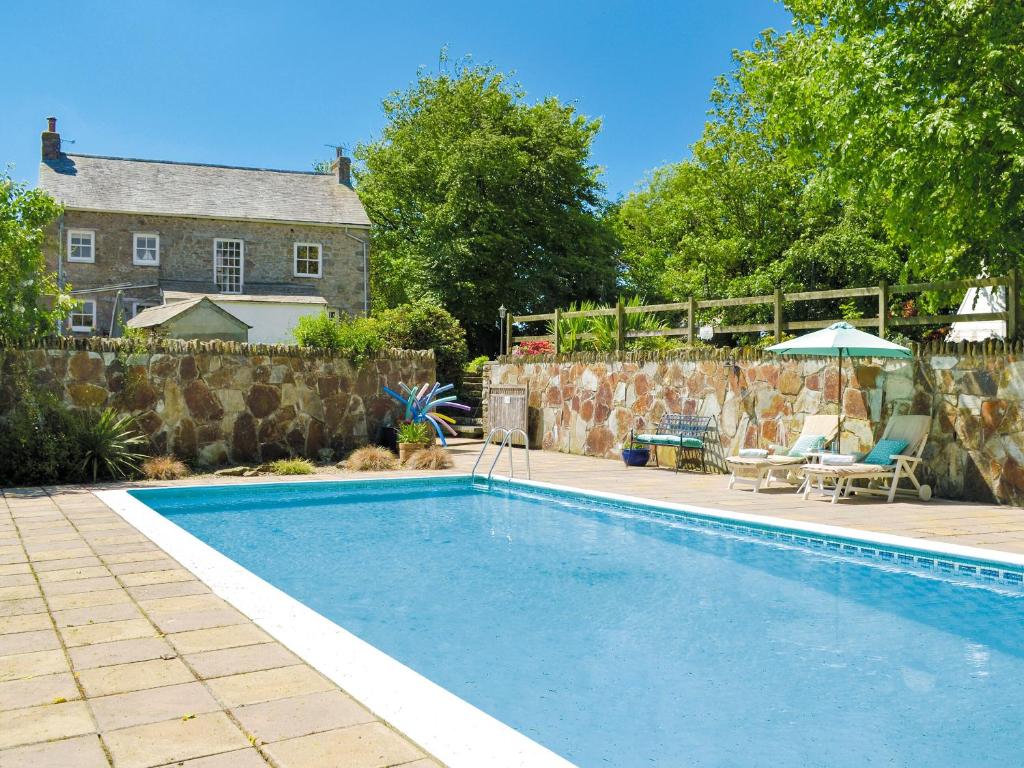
[687,297,696,345]
[616,298,626,352]
[878,279,889,338]
[505,313,513,355]
[773,288,783,342]
[553,308,561,354]
[1009,268,1020,340]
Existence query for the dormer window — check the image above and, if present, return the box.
[294,243,322,278]
[68,230,95,263]
[133,233,160,266]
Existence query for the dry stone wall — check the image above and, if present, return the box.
[486,347,1024,505]
[0,339,434,466]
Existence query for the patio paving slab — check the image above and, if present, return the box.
[231,690,376,743]
[102,711,249,768]
[0,733,109,768]
[0,671,80,711]
[260,722,425,768]
[69,636,176,670]
[89,681,221,731]
[0,700,94,749]
[77,657,196,697]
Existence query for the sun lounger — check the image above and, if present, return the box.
[726,415,840,492]
[800,414,932,503]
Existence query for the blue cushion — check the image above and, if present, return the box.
[788,434,826,457]
[862,438,909,466]
[635,434,704,449]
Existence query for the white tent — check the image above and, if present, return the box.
[946,286,1006,342]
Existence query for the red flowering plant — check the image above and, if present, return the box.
[512,340,555,356]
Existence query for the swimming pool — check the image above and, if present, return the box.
[115,477,1024,768]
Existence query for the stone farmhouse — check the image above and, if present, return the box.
[37,118,370,343]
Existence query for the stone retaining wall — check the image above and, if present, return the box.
[1,338,434,466]
[486,345,1024,505]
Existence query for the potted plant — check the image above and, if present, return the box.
[397,421,433,462]
[621,439,651,467]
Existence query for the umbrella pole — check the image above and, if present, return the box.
[836,348,844,453]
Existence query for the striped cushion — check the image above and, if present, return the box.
[635,434,704,449]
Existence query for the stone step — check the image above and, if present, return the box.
[453,423,484,438]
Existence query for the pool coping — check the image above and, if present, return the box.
[96,473,1024,768]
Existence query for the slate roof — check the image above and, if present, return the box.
[39,154,370,227]
[127,297,252,329]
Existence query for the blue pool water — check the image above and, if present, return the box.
[132,478,1024,767]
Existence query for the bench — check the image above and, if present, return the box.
[629,415,715,473]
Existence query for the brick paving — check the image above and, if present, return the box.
[2,442,1023,766]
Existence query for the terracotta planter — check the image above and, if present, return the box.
[398,442,426,462]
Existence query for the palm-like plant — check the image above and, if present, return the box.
[75,409,147,482]
[546,300,599,353]
[590,296,682,352]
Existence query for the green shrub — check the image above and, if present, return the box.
[0,400,146,486]
[0,396,81,486]
[293,303,469,386]
[293,312,387,364]
[75,408,147,482]
[376,301,468,387]
[269,458,315,475]
[466,355,490,373]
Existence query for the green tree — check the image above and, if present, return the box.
[356,55,618,353]
[610,70,902,336]
[0,174,72,343]
[737,1,1024,276]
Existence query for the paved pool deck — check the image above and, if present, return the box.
[2,442,1023,767]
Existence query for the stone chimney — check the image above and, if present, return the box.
[331,146,352,187]
[41,117,62,161]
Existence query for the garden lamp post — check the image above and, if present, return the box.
[498,304,507,356]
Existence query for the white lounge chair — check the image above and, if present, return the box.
[800,414,933,503]
[726,415,841,493]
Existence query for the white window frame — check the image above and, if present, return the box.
[67,230,95,263]
[132,232,160,266]
[213,238,244,294]
[127,299,158,319]
[69,300,96,332]
[293,242,323,278]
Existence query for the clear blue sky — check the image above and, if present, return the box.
[2,0,790,199]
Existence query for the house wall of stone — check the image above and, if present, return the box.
[49,211,368,336]
[0,339,433,466]
[485,347,1024,505]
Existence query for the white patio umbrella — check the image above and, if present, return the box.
[765,322,912,451]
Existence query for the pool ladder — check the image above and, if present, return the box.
[471,428,531,482]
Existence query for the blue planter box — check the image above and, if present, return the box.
[622,448,651,467]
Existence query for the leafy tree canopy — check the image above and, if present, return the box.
[356,54,618,352]
[610,74,902,331]
[738,0,1024,275]
[0,174,72,343]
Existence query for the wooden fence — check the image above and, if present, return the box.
[505,271,1020,354]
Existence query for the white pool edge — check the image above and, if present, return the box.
[96,479,577,768]
[96,473,1024,768]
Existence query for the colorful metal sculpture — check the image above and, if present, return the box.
[382,382,471,446]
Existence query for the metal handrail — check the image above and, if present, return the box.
[471,428,531,482]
